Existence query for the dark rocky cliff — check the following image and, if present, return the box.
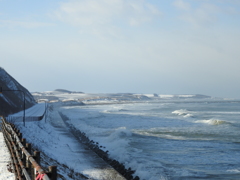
[0,67,36,116]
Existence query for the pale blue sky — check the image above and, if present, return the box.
[1,0,240,98]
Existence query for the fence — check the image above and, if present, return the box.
[6,101,48,124]
[6,116,44,123]
[1,116,57,180]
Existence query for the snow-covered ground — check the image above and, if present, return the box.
[0,104,46,180]
[0,131,15,180]
[7,102,46,122]
[6,102,125,180]
[1,91,215,179]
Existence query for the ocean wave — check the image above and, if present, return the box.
[133,127,235,141]
[227,169,240,173]
[109,127,132,140]
[172,109,194,118]
[102,127,133,162]
[119,109,129,112]
[134,129,188,140]
[195,119,228,125]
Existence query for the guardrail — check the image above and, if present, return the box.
[1,116,57,180]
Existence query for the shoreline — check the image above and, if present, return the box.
[59,112,140,180]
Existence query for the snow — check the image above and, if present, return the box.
[0,132,15,180]
[7,103,46,123]
[10,103,125,180]
[158,94,195,98]
[0,92,214,179]
[8,103,46,118]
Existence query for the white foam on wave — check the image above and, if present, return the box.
[172,109,194,118]
[227,169,240,173]
[195,119,227,125]
[109,127,132,141]
[102,107,147,117]
[100,127,133,162]
[159,95,175,98]
[100,127,171,180]
[134,129,187,140]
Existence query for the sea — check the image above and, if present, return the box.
[59,95,240,180]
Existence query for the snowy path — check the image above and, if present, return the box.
[0,132,15,180]
[49,107,125,179]
[1,101,126,179]
[14,103,125,180]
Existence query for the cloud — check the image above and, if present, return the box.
[0,20,54,28]
[53,0,162,36]
[180,6,217,27]
[173,0,191,11]
[172,0,237,28]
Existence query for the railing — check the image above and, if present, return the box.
[6,116,44,123]
[1,116,57,180]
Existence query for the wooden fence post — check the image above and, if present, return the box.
[48,166,57,180]
[21,138,26,165]
[1,116,57,179]
[33,151,40,179]
[26,143,32,178]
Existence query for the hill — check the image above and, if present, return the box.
[0,67,36,116]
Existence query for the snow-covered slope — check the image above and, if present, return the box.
[0,67,36,116]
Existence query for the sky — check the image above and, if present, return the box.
[0,0,240,98]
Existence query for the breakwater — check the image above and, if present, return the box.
[59,112,140,180]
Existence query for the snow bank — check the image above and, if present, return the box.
[0,132,15,180]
